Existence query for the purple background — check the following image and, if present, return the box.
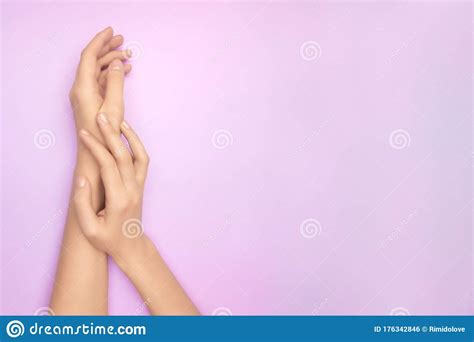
[1,1,472,315]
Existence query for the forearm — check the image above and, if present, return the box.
[50,27,132,315]
[114,238,199,315]
[49,133,108,314]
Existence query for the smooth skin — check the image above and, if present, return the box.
[50,27,131,315]
[76,117,199,315]
[50,27,198,315]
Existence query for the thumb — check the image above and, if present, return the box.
[73,175,98,237]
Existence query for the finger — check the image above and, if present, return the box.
[99,34,124,58]
[97,113,136,186]
[76,27,113,83]
[79,129,123,195]
[98,50,131,69]
[98,64,132,89]
[102,59,125,117]
[73,176,99,237]
[120,121,150,184]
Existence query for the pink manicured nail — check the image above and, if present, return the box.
[97,113,108,125]
[110,59,123,70]
[77,176,86,188]
[80,129,89,136]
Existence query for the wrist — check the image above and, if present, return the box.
[111,236,158,275]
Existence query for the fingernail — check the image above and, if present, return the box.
[77,176,86,188]
[80,129,89,136]
[97,112,108,125]
[126,49,133,58]
[121,120,130,130]
[110,59,123,70]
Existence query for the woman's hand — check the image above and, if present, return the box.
[70,27,132,131]
[73,113,150,262]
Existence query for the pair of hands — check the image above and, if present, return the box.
[70,27,150,264]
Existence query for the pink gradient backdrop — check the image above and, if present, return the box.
[1,1,472,315]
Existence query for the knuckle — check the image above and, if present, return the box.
[68,87,81,103]
[142,153,150,166]
[80,48,91,60]
[115,147,130,162]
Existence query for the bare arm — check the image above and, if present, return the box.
[50,27,132,314]
[74,114,199,315]
[114,237,200,315]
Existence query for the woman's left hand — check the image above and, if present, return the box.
[73,112,150,261]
